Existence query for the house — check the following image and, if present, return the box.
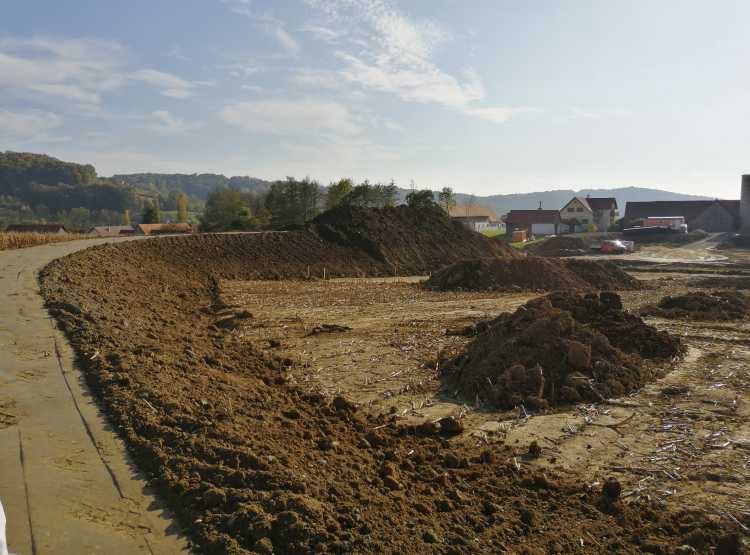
[4,223,68,234]
[559,196,618,232]
[624,200,740,232]
[505,209,561,236]
[90,225,135,237]
[135,223,193,236]
[448,203,504,232]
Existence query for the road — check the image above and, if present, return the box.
[0,238,189,554]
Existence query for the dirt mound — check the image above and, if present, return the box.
[425,257,641,292]
[527,236,587,257]
[312,204,517,272]
[38,235,730,554]
[443,292,681,410]
[689,275,750,290]
[642,291,750,321]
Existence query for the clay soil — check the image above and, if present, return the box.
[426,257,641,292]
[641,291,750,321]
[442,292,682,411]
[526,236,588,257]
[37,221,750,554]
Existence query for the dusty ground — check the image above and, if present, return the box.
[221,261,750,546]
[37,223,750,554]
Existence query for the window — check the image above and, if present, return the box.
[576,207,584,212]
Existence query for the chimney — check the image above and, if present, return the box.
[538,201,542,210]
[742,175,750,235]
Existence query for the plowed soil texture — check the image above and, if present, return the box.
[526,236,588,257]
[425,257,641,292]
[37,208,734,554]
[443,292,682,411]
[641,290,750,321]
[689,275,750,290]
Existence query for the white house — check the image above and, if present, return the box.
[448,204,504,232]
[560,197,618,232]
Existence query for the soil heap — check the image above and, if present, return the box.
[425,257,641,292]
[312,204,517,273]
[37,216,731,554]
[526,236,588,257]
[641,290,750,321]
[443,292,682,410]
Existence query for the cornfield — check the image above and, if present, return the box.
[0,232,87,251]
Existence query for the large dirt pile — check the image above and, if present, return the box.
[527,236,588,257]
[641,291,750,321]
[312,204,517,273]
[37,233,729,554]
[425,257,641,292]
[443,292,682,410]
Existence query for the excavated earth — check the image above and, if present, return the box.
[641,291,750,321]
[38,207,739,554]
[442,292,683,410]
[425,257,641,292]
[526,236,588,257]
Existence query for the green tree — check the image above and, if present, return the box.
[342,180,399,208]
[123,209,131,225]
[141,201,159,224]
[200,189,255,231]
[325,178,353,210]
[265,177,321,228]
[438,187,456,212]
[405,189,436,209]
[176,193,189,223]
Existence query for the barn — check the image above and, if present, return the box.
[624,200,739,232]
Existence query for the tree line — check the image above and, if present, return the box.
[199,177,456,232]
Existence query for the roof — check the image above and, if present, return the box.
[136,223,192,235]
[624,200,739,223]
[585,197,618,210]
[448,203,499,221]
[505,209,561,225]
[92,225,134,236]
[561,196,617,212]
[4,223,67,233]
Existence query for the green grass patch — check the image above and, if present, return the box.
[510,238,547,250]
[481,228,505,237]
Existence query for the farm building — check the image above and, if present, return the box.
[624,200,739,232]
[135,223,193,236]
[505,209,561,236]
[559,196,618,232]
[448,204,504,233]
[4,223,68,234]
[90,225,135,237]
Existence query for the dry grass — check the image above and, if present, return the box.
[0,231,87,251]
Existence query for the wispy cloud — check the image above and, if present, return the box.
[221,98,361,137]
[148,110,198,134]
[0,35,203,106]
[305,0,532,123]
[222,1,300,55]
[0,109,68,144]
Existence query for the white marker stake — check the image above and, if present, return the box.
[0,500,8,555]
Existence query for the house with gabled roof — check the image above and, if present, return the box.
[505,208,561,236]
[448,203,504,233]
[560,196,618,232]
[4,223,68,234]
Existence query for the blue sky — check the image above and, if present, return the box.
[1,0,748,197]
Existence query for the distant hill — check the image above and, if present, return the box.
[112,173,273,200]
[446,187,714,217]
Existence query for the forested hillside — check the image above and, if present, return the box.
[112,173,272,200]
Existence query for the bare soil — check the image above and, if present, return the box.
[641,291,750,321]
[426,257,641,292]
[37,215,749,554]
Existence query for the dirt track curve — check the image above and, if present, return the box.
[0,238,189,554]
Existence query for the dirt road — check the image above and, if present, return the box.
[0,239,188,554]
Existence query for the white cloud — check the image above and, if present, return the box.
[302,24,345,42]
[0,109,66,143]
[292,67,344,89]
[306,0,533,123]
[0,35,202,106]
[221,99,361,136]
[222,1,299,55]
[148,110,197,134]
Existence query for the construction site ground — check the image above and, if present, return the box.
[221,252,750,540]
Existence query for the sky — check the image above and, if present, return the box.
[1,0,749,198]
